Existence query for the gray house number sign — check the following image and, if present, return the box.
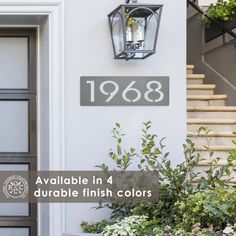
[80,76,169,106]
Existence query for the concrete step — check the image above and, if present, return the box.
[194,163,236,182]
[187,84,215,95]
[195,145,236,152]
[195,146,235,163]
[197,159,234,167]
[195,150,231,160]
[194,158,236,180]
[187,106,236,119]
[188,119,236,131]
[187,74,205,84]
[187,65,194,74]
[188,131,236,146]
[187,95,227,106]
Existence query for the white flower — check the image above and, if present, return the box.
[223,226,234,235]
[102,215,148,236]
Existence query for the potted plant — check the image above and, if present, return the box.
[203,0,236,42]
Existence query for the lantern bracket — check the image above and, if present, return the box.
[126,0,138,4]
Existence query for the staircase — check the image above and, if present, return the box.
[187,65,236,169]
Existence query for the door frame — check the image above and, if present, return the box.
[0,1,65,236]
[0,27,37,236]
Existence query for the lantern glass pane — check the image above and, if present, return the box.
[144,13,159,51]
[111,11,124,56]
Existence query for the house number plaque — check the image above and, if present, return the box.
[80,76,169,106]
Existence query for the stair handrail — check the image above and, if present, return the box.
[187,0,236,40]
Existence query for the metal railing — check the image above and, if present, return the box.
[187,0,236,40]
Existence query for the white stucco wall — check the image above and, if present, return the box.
[198,0,217,6]
[64,0,186,233]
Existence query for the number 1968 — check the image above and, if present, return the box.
[86,80,164,103]
[80,77,169,106]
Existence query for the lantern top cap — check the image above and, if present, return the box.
[108,4,163,18]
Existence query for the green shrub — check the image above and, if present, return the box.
[81,219,110,233]
[81,122,236,234]
[203,0,236,27]
[96,123,235,226]
[176,187,236,230]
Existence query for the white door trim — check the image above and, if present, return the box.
[0,1,65,236]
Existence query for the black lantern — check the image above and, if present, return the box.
[108,0,163,60]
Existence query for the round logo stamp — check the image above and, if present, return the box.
[3,175,28,199]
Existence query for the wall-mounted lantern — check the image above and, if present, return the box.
[108,0,163,60]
